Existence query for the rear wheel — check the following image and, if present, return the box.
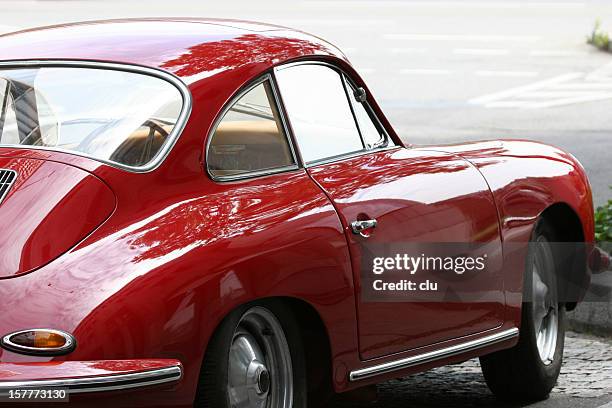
[196,301,307,408]
[480,221,566,401]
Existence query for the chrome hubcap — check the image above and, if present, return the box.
[228,307,293,408]
[532,237,559,365]
[257,369,270,394]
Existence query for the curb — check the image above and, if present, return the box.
[568,273,612,336]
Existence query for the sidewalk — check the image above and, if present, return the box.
[568,273,612,336]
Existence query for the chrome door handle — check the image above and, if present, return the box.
[351,219,377,237]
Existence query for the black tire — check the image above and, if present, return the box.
[480,221,566,402]
[195,299,308,408]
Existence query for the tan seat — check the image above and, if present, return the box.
[208,120,293,176]
[110,124,173,166]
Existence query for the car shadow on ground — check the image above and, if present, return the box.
[329,334,612,408]
[330,365,518,407]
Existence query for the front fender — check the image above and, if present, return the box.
[431,139,594,324]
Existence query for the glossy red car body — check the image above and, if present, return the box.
[0,19,595,407]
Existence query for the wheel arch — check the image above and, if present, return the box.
[538,202,587,311]
[197,296,334,403]
[278,297,334,403]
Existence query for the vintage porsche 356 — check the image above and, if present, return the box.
[0,18,604,408]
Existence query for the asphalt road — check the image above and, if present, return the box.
[0,0,610,204]
[0,2,610,407]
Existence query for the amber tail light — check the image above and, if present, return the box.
[1,329,76,356]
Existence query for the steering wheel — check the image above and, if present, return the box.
[74,118,171,165]
[138,119,170,164]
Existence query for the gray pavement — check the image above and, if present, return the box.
[0,0,610,204]
[332,332,612,408]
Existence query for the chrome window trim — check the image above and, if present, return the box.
[0,365,182,394]
[269,69,304,166]
[305,144,400,168]
[1,328,76,356]
[349,327,519,381]
[205,73,300,182]
[273,60,395,167]
[342,74,389,150]
[209,165,301,182]
[0,60,192,173]
[0,168,17,206]
[340,73,367,150]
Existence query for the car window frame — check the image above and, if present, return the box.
[205,73,300,182]
[342,74,388,150]
[272,62,366,165]
[272,60,398,168]
[0,60,192,173]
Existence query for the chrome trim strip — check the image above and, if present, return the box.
[0,168,17,206]
[205,73,300,182]
[268,72,301,167]
[0,60,193,173]
[210,165,301,182]
[305,145,400,168]
[1,328,76,356]
[342,73,389,150]
[0,365,182,394]
[349,327,519,381]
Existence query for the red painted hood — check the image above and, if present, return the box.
[0,156,116,278]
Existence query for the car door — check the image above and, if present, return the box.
[274,62,506,360]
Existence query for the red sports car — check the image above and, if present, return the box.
[0,18,603,408]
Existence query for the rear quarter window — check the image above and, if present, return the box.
[207,79,296,180]
[0,65,186,169]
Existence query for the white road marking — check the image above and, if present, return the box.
[530,50,587,57]
[476,70,539,77]
[383,33,541,42]
[551,83,612,90]
[595,402,612,408]
[390,47,427,54]
[400,68,452,75]
[482,101,534,108]
[470,66,612,108]
[454,48,510,56]
[525,93,612,108]
[519,91,612,98]
[469,73,582,104]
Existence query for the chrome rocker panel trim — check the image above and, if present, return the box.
[349,327,519,381]
[0,365,182,394]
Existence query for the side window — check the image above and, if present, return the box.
[274,64,364,163]
[0,80,24,145]
[345,79,389,149]
[207,80,295,179]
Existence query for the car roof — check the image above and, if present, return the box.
[0,18,348,86]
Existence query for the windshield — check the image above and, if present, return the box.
[0,66,184,168]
